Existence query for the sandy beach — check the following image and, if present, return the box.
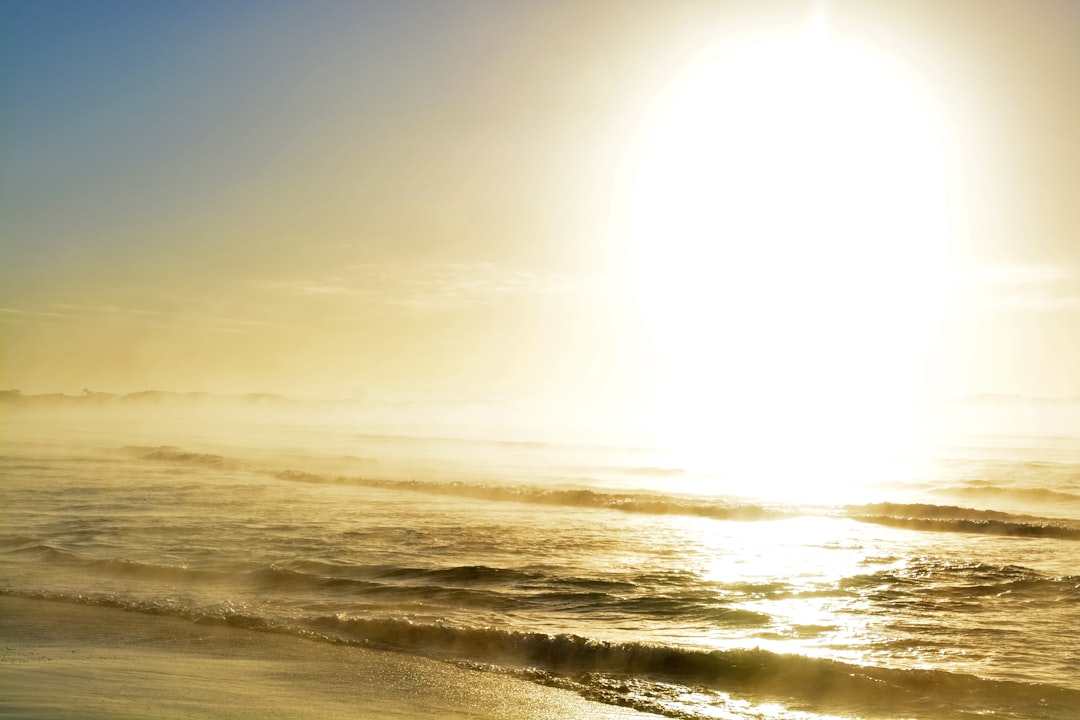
[0,597,660,720]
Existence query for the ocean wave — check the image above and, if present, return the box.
[356,563,539,586]
[127,444,788,522]
[0,541,77,563]
[251,563,524,612]
[127,446,1080,540]
[930,484,1080,505]
[251,613,1080,718]
[274,468,788,520]
[122,445,242,469]
[247,562,774,624]
[2,546,766,626]
[5,589,1077,719]
[845,502,1080,539]
[85,557,226,584]
[0,534,51,551]
[841,560,1080,605]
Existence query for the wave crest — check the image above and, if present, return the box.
[845,502,1080,539]
[6,587,1079,719]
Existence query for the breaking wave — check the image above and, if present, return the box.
[930,484,1080,505]
[127,446,1080,541]
[125,445,789,522]
[845,502,1080,540]
[4,590,1078,720]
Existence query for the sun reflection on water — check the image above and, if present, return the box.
[680,515,899,662]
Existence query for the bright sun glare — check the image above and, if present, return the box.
[627,24,955,500]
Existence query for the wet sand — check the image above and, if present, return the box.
[0,597,659,719]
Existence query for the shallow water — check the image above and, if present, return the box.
[2,419,1078,719]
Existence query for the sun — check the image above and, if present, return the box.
[623,25,956,500]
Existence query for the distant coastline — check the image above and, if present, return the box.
[0,389,293,405]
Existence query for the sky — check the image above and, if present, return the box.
[2,0,1079,441]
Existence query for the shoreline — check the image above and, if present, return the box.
[0,596,661,720]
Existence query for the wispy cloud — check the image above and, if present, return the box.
[267,261,581,311]
[0,307,82,320]
[2,262,585,337]
[1,302,284,333]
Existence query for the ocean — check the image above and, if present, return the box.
[2,407,1079,719]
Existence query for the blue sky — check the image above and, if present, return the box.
[2,0,1078,422]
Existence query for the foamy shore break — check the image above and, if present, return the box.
[0,596,659,720]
